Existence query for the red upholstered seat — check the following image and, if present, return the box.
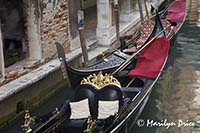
[166,0,186,23]
[128,37,170,79]
[136,20,155,46]
[123,20,155,53]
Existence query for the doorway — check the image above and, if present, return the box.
[0,0,26,67]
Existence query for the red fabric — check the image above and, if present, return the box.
[128,37,170,79]
[166,0,186,23]
[124,35,134,40]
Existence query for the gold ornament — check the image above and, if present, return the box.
[81,71,121,89]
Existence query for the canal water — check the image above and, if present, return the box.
[1,0,200,133]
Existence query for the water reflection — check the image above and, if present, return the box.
[133,0,200,132]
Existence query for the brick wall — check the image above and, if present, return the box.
[40,0,70,62]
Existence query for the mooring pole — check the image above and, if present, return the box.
[78,10,88,66]
[114,0,120,47]
[144,0,149,18]
[137,0,144,23]
[0,20,5,81]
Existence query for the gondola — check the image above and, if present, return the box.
[57,16,158,86]
[56,15,158,87]
[56,0,181,87]
[21,0,186,133]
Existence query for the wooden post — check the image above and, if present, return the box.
[114,0,120,47]
[0,20,5,81]
[144,0,149,18]
[137,0,144,22]
[78,10,88,66]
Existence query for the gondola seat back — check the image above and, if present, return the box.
[98,85,123,108]
[75,84,98,119]
[75,84,123,119]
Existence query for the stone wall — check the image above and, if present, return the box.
[40,0,70,62]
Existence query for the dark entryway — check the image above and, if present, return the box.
[0,0,26,67]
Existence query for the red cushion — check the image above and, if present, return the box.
[128,37,170,79]
[166,0,186,23]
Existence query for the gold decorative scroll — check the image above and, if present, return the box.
[81,71,121,89]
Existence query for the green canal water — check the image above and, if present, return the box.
[1,0,200,133]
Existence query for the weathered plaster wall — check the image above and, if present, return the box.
[40,0,70,62]
[24,0,42,60]
[68,0,80,39]
[1,0,70,62]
